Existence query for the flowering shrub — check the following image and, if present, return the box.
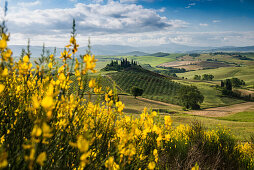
[0,24,253,169]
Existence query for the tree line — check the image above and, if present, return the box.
[102,59,139,71]
[194,74,214,81]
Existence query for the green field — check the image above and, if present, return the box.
[120,95,181,114]
[177,65,254,85]
[170,113,254,141]
[179,53,254,66]
[174,79,245,108]
[217,111,254,122]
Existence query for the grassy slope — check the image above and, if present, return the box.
[179,53,254,66]
[177,65,254,85]
[120,95,181,114]
[120,54,181,67]
[169,113,254,141]
[174,79,244,108]
[109,66,185,104]
[217,111,254,122]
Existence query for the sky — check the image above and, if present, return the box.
[1,0,254,47]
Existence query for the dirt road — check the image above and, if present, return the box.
[137,97,254,117]
[136,97,181,108]
[187,102,254,117]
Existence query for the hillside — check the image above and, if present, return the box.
[117,51,149,56]
[108,66,202,107]
[148,52,170,57]
[10,44,254,58]
[190,46,254,53]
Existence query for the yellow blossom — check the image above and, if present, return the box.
[58,66,64,73]
[116,101,125,113]
[32,96,40,109]
[191,162,199,170]
[59,73,66,81]
[70,36,76,44]
[77,136,89,153]
[0,151,8,168]
[42,122,53,138]
[23,55,29,63]
[0,135,5,144]
[31,125,42,137]
[83,54,97,73]
[151,111,157,117]
[164,116,172,127]
[0,84,5,94]
[108,90,113,96]
[49,54,54,60]
[89,79,96,88]
[80,152,90,168]
[148,161,156,170]
[2,49,12,60]
[2,68,8,76]
[60,49,72,60]
[48,62,53,69]
[0,39,7,49]
[41,96,54,110]
[105,156,114,168]
[36,152,46,166]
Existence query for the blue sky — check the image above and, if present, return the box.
[1,0,254,47]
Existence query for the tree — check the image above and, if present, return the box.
[225,79,232,91]
[231,78,245,87]
[194,75,201,80]
[131,86,144,99]
[221,80,225,87]
[179,86,204,110]
[202,74,214,81]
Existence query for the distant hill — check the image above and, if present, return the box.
[9,45,64,58]
[149,52,170,57]
[190,46,254,53]
[214,46,254,52]
[9,44,254,58]
[117,51,149,56]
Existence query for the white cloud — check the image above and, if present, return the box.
[17,0,41,8]
[185,2,196,8]
[7,1,186,36]
[157,7,166,13]
[4,1,254,48]
[92,0,104,3]
[119,0,137,3]
[212,20,221,23]
[199,23,208,26]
